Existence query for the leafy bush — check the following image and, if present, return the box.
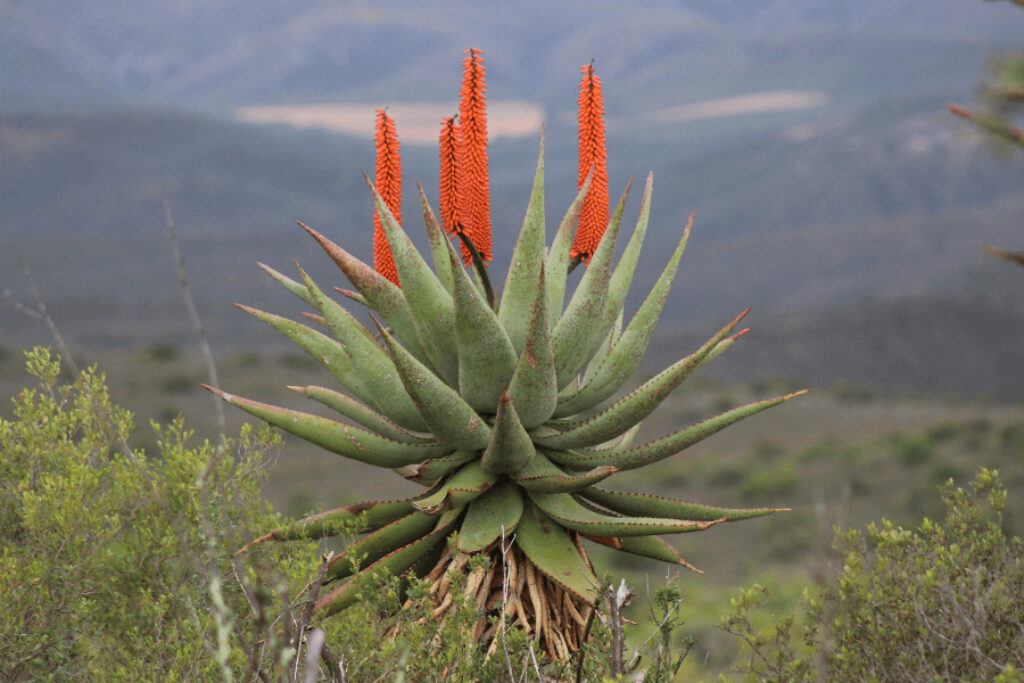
[723,468,1024,682]
[0,348,320,681]
[894,433,932,465]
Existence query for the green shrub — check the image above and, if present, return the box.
[739,464,799,502]
[160,371,200,394]
[829,379,876,403]
[895,433,932,465]
[0,348,320,681]
[143,342,180,362]
[998,420,1024,449]
[925,421,960,445]
[723,468,1024,682]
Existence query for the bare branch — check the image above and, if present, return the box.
[17,259,80,378]
[1,288,43,320]
[7,260,138,462]
[602,579,635,676]
[302,628,327,683]
[164,199,226,442]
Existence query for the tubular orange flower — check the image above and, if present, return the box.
[457,47,492,264]
[573,62,610,263]
[373,108,402,285]
[439,115,461,241]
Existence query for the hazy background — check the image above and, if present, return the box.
[4,1,1024,674]
[3,0,1024,397]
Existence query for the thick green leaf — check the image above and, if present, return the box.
[512,450,618,493]
[326,511,438,581]
[258,262,314,306]
[551,181,630,388]
[554,216,693,417]
[294,269,428,431]
[418,185,453,294]
[545,168,592,318]
[375,318,492,452]
[582,309,622,388]
[412,461,498,514]
[299,221,432,368]
[291,385,433,444]
[515,502,598,605]
[316,508,461,617]
[498,133,546,355]
[534,309,749,450]
[395,450,476,484]
[600,172,653,332]
[410,537,447,580]
[233,303,358,389]
[552,392,805,471]
[297,264,378,344]
[455,482,524,553]
[205,386,448,467]
[369,178,459,385]
[528,491,722,537]
[701,329,747,366]
[480,390,535,474]
[333,286,369,308]
[449,245,517,412]
[614,535,698,570]
[507,265,558,429]
[580,487,784,521]
[238,498,416,551]
[589,424,642,453]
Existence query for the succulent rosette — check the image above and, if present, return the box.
[211,50,801,660]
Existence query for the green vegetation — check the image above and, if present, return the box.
[723,468,1024,682]
[0,348,320,680]
[4,343,1024,681]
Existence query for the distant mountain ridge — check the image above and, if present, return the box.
[5,0,1022,112]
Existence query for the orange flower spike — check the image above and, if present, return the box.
[373,108,402,285]
[573,61,610,263]
[439,115,461,239]
[457,47,492,264]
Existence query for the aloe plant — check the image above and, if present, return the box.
[212,50,802,661]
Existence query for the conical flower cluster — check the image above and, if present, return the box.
[372,109,402,285]
[574,62,610,263]
[456,48,492,264]
[213,53,801,661]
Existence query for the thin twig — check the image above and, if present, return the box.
[1,288,43,320]
[232,620,274,683]
[17,259,80,377]
[499,528,517,680]
[164,199,226,443]
[321,642,344,683]
[293,552,334,681]
[604,579,634,676]
[302,628,326,683]
[527,642,543,683]
[6,260,137,462]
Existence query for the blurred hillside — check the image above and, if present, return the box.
[3,0,1024,402]
[4,0,1021,108]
